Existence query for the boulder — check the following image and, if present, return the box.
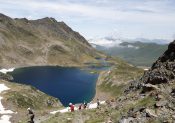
[119,117,136,123]
[171,89,175,97]
[172,115,175,120]
[142,83,159,92]
[155,100,167,107]
[156,94,164,100]
[145,109,158,118]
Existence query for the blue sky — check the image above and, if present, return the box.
[0,0,175,41]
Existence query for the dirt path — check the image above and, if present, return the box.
[50,101,105,114]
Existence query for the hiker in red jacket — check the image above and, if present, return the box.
[69,103,74,112]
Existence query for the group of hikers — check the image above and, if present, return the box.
[68,102,88,112]
[69,99,100,112]
[27,99,101,123]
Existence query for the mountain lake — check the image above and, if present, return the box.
[8,65,109,106]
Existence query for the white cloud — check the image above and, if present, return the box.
[0,0,175,39]
[1,0,175,22]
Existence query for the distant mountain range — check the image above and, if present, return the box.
[0,13,102,68]
[89,37,168,67]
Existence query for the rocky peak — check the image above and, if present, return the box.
[35,18,91,46]
[14,18,29,24]
[155,40,175,63]
[141,40,175,85]
[30,17,60,26]
[38,17,57,23]
[168,40,175,51]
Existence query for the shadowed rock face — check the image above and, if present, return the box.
[141,40,175,85]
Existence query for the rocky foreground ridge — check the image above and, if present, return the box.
[119,41,175,122]
[0,13,101,68]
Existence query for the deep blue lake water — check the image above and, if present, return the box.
[8,66,99,106]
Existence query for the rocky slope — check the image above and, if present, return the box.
[142,40,175,84]
[117,40,175,122]
[0,13,101,68]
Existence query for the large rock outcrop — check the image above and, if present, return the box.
[116,41,175,122]
[141,40,175,85]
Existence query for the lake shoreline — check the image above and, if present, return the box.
[0,61,111,107]
[92,70,112,103]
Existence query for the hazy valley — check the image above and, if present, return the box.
[90,38,168,67]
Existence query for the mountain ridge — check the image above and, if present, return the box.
[0,13,101,68]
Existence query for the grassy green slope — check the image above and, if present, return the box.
[97,42,167,66]
[96,57,144,99]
